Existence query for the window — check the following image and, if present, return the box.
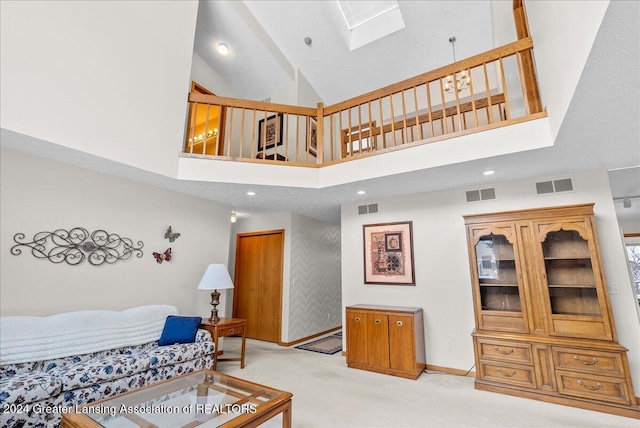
[624,235,640,307]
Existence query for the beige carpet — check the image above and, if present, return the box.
[218,334,638,428]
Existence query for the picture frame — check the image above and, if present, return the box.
[307,116,318,157]
[257,114,284,151]
[363,221,415,285]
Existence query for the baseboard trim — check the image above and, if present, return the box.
[426,364,476,377]
[278,326,342,347]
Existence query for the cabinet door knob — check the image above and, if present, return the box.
[354,317,360,322]
[396,321,403,327]
[574,356,598,365]
[375,319,381,324]
[229,329,234,334]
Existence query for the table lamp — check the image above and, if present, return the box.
[197,264,234,323]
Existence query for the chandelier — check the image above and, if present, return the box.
[444,36,470,94]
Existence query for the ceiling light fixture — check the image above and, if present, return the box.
[444,36,470,94]
[357,190,366,195]
[483,170,496,176]
[230,212,237,223]
[246,191,256,196]
[217,43,229,56]
[613,195,639,209]
[304,36,312,46]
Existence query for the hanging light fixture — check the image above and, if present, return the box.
[444,36,470,94]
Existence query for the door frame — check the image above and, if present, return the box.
[232,229,284,343]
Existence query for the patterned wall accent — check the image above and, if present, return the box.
[289,213,342,341]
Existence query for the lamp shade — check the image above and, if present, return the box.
[197,264,234,290]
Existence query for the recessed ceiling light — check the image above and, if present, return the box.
[483,170,496,176]
[357,190,366,195]
[217,43,229,55]
[246,191,256,196]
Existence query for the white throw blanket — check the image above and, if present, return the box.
[0,305,179,365]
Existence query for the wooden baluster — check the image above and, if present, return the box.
[453,71,463,132]
[438,78,448,135]
[239,108,245,158]
[226,108,234,156]
[378,98,386,149]
[468,67,478,128]
[516,52,530,116]
[284,113,290,162]
[329,112,334,161]
[250,109,256,159]
[483,63,494,124]
[295,114,300,162]
[202,103,210,155]
[348,107,353,156]
[389,94,397,147]
[367,100,373,152]
[426,82,434,138]
[339,109,344,158]
[316,103,324,164]
[401,89,408,144]
[189,102,199,154]
[413,86,423,141]
[499,57,511,120]
[357,104,363,155]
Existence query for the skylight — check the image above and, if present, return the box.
[337,1,399,30]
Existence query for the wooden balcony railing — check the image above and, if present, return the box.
[184,37,545,167]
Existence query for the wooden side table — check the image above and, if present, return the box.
[199,318,246,371]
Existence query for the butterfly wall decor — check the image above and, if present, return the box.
[164,226,180,242]
[153,248,172,264]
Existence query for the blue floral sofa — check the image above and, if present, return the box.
[0,305,215,427]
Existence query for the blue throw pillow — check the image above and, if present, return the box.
[158,315,202,346]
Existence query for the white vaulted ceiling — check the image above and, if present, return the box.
[195,0,496,104]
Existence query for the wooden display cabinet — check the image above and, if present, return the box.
[464,204,639,418]
[346,304,426,379]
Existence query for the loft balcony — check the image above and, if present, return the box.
[182,36,547,177]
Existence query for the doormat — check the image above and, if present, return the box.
[295,332,342,355]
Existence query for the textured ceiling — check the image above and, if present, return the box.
[1,1,638,226]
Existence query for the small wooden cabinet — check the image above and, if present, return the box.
[346,304,426,379]
[465,204,639,418]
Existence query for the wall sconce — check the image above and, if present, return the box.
[230,212,237,223]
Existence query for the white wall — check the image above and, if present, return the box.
[526,0,609,140]
[0,148,232,318]
[341,168,640,391]
[191,52,241,98]
[0,1,198,177]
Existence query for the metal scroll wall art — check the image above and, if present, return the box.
[11,228,144,266]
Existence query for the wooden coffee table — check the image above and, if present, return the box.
[61,369,292,427]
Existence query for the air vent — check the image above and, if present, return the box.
[358,203,379,215]
[466,188,496,203]
[535,178,574,195]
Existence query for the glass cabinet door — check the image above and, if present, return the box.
[541,229,600,316]
[475,233,521,312]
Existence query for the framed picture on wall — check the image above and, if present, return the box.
[363,221,415,285]
[257,114,284,151]
[307,116,318,157]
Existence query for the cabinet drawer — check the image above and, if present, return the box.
[217,324,245,337]
[476,338,532,364]
[556,370,632,405]
[553,347,625,377]
[479,361,536,389]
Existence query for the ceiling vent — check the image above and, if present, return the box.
[358,203,379,215]
[535,178,574,195]
[466,188,496,203]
